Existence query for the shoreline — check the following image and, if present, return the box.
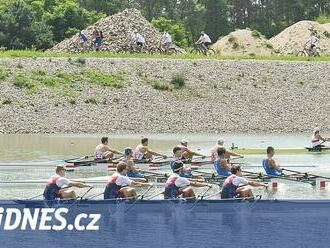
[0,57,329,134]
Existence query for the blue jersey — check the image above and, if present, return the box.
[262,159,283,176]
[127,171,144,178]
[214,159,231,176]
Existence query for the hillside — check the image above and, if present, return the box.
[0,58,330,134]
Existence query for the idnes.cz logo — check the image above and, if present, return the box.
[0,207,101,231]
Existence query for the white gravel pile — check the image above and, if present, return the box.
[212,29,273,56]
[269,20,330,55]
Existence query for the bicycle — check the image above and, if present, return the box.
[296,45,320,57]
[191,43,215,56]
[158,43,182,55]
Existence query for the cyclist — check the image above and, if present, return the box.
[195,31,212,54]
[162,31,172,54]
[131,30,146,50]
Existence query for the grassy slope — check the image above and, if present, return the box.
[0,50,330,61]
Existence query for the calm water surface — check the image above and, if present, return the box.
[1,133,330,200]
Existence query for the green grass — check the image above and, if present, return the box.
[0,68,10,80]
[147,80,174,91]
[84,70,124,88]
[13,74,36,93]
[0,50,329,62]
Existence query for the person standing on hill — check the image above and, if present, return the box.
[77,31,88,52]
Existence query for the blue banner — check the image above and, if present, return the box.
[0,199,329,248]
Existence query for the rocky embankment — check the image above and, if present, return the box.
[0,57,330,134]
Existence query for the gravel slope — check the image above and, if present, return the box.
[0,58,329,134]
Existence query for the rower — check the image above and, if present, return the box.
[169,146,192,178]
[211,138,242,161]
[123,147,146,181]
[311,127,329,150]
[43,166,92,200]
[178,139,206,161]
[94,137,123,160]
[262,146,284,176]
[221,165,267,199]
[133,137,167,161]
[104,162,152,200]
[214,147,232,177]
[164,161,211,200]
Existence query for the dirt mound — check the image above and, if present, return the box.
[50,9,178,53]
[269,20,330,55]
[211,29,273,56]
[323,23,330,32]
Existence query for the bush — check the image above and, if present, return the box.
[85,70,124,88]
[324,31,330,39]
[149,80,174,91]
[171,73,185,88]
[84,97,98,104]
[316,15,330,24]
[0,68,9,80]
[13,74,35,90]
[251,30,262,38]
[2,98,12,105]
[76,58,86,65]
[151,17,189,47]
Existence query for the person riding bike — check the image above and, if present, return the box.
[131,30,146,50]
[161,31,172,54]
[195,31,212,54]
[304,30,319,55]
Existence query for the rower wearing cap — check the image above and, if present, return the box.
[211,138,242,161]
[221,165,267,199]
[262,146,284,176]
[169,146,192,178]
[178,139,206,161]
[94,137,124,160]
[133,137,167,161]
[43,166,92,200]
[164,161,212,200]
[311,127,329,150]
[123,147,146,181]
[214,147,232,176]
[104,162,152,200]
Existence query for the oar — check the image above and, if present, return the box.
[283,168,330,180]
[26,193,44,200]
[124,185,154,213]
[64,155,93,163]
[145,191,164,200]
[78,186,94,200]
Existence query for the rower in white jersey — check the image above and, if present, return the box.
[94,137,123,160]
[178,139,206,161]
[211,138,242,161]
[43,166,92,200]
[133,137,167,161]
[311,127,329,150]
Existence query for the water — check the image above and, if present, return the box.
[1,133,330,200]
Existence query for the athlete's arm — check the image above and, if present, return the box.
[269,159,282,171]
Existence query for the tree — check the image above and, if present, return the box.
[0,0,53,49]
[152,17,189,47]
[202,0,230,41]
